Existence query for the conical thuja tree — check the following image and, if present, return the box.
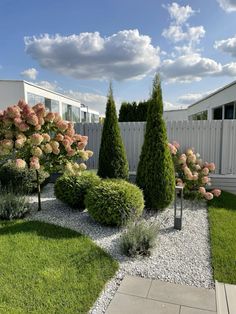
[97,84,129,179]
[136,74,175,209]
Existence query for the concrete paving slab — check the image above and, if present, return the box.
[106,292,180,314]
[225,284,236,314]
[148,280,216,311]
[180,306,216,314]
[117,275,152,297]
[216,281,228,314]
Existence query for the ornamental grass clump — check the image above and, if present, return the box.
[54,171,101,210]
[120,219,159,257]
[168,141,221,200]
[85,179,144,226]
[0,187,29,220]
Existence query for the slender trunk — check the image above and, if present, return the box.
[36,170,41,211]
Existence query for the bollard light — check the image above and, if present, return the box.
[174,186,183,230]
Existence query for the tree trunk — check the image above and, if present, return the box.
[36,170,41,211]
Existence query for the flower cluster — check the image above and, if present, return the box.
[0,100,93,174]
[169,141,221,200]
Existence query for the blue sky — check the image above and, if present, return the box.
[1,0,236,113]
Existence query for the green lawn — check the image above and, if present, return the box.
[0,220,118,314]
[208,191,236,284]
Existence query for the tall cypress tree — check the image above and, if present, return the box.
[136,74,175,209]
[97,84,129,179]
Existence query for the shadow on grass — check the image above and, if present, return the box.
[208,190,236,211]
[0,220,83,240]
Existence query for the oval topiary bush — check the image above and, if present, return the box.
[54,171,101,210]
[85,179,144,226]
[0,161,49,194]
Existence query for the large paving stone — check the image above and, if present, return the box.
[180,306,216,314]
[106,293,180,314]
[117,275,152,297]
[147,280,216,311]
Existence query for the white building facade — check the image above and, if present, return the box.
[0,80,100,123]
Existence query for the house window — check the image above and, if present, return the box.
[72,106,80,122]
[62,103,72,121]
[91,113,99,122]
[81,111,87,122]
[27,93,44,106]
[188,110,208,120]
[213,106,223,120]
[224,102,235,119]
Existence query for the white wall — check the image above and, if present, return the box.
[163,109,188,121]
[0,81,25,109]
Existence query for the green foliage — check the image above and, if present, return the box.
[0,188,29,219]
[97,85,129,179]
[208,191,236,284]
[54,171,101,210]
[0,220,118,313]
[120,219,159,257]
[0,160,49,194]
[85,179,144,226]
[119,100,150,122]
[136,74,175,209]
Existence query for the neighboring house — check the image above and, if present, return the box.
[188,80,236,121]
[0,80,100,123]
[163,109,188,121]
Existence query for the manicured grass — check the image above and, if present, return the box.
[208,191,236,284]
[0,220,118,314]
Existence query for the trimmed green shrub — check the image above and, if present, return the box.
[0,161,49,194]
[120,220,159,257]
[54,171,101,210]
[0,188,29,220]
[136,74,175,210]
[97,84,129,179]
[85,179,144,226]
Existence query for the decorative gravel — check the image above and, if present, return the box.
[28,184,214,314]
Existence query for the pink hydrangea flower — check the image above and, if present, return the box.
[202,176,209,184]
[15,139,25,149]
[199,187,206,194]
[42,133,51,142]
[202,167,209,175]
[45,112,55,122]
[212,189,221,197]
[43,143,53,154]
[15,159,26,169]
[31,134,44,145]
[55,133,64,141]
[172,141,180,149]
[204,192,213,200]
[56,120,68,132]
[31,147,43,157]
[30,156,40,170]
[208,163,215,171]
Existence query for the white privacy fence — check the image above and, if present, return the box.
[75,120,236,175]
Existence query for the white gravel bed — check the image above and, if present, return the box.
[28,183,214,314]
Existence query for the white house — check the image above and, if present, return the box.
[187,80,236,120]
[163,109,188,121]
[0,80,100,123]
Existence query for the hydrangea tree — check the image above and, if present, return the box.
[0,100,93,210]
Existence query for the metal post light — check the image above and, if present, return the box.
[174,186,183,230]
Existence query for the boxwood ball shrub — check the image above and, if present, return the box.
[0,160,49,194]
[85,179,144,226]
[54,171,101,210]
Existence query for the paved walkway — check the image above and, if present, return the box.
[106,276,217,314]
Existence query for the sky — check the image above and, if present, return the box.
[1,0,236,114]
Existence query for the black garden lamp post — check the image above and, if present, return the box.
[174,186,183,230]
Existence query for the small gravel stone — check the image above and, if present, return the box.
[28,184,214,314]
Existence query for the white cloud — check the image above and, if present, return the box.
[162,25,205,43]
[164,2,195,25]
[33,80,59,91]
[161,54,222,83]
[164,101,183,110]
[24,30,160,81]
[65,90,107,113]
[21,67,38,80]
[221,62,236,75]
[217,0,236,12]
[214,35,236,57]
